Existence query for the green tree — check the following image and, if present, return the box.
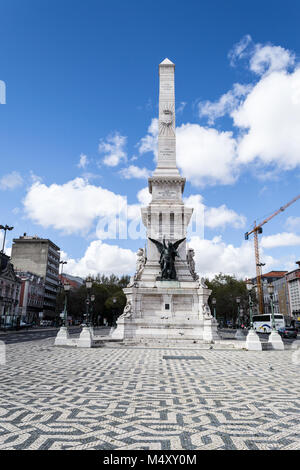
[206,273,256,327]
[56,273,129,325]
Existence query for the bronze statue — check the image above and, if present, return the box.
[149,237,186,280]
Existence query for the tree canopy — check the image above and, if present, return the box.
[56,274,129,325]
[206,273,256,326]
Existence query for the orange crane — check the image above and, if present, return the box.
[245,194,300,314]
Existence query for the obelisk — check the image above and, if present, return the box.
[154,58,179,176]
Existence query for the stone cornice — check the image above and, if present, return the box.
[148,176,186,193]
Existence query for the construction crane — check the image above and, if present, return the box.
[245,194,300,314]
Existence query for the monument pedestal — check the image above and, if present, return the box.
[54,326,69,346]
[78,326,93,348]
[112,281,216,342]
[268,330,284,350]
[246,329,262,351]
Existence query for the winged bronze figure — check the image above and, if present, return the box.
[149,237,186,280]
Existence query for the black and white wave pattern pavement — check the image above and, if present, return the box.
[0,337,299,450]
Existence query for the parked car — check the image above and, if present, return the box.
[278,327,298,339]
[19,321,33,329]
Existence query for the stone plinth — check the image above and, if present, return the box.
[246,329,262,351]
[268,330,284,350]
[54,326,69,346]
[77,326,93,348]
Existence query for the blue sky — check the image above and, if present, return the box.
[1,0,300,279]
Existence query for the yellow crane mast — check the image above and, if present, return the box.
[245,194,300,314]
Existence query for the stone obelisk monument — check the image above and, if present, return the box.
[112,58,219,343]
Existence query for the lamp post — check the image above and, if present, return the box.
[77,277,94,348]
[0,225,13,253]
[235,296,244,339]
[245,279,262,350]
[267,282,284,349]
[84,276,93,326]
[63,282,71,327]
[59,260,67,276]
[112,297,117,327]
[90,294,95,326]
[54,281,71,346]
[212,297,217,320]
[267,283,276,331]
[236,296,241,328]
[246,280,254,329]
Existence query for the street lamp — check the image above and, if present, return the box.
[84,276,93,326]
[54,281,71,346]
[246,280,254,329]
[63,282,71,327]
[212,297,217,320]
[59,260,67,275]
[0,225,13,253]
[236,296,241,328]
[90,294,95,326]
[267,283,276,331]
[235,296,244,339]
[245,279,262,350]
[112,297,117,327]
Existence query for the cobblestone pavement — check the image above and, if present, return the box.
[0,337,299,450]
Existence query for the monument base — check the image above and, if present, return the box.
[111,281,220,343]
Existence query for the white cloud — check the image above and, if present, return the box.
[119,165,151,179]
[198,83,252,124]
[62,240,136,277]
[205,204,246,229]
[228,34,252,66]
[23,178,127,235]
[286,216,300,232]
[250,44,295,76]
[189,235,276,280]
[0,171,23,190]
[176,102,187,114]
[99,132,127,167]
[29,171,43,184]
[261,232,300,249]
[137,186,151,206]
[233,68,300,169]
[77,153,89,169]
[184,194,246,230]
[176,124,238,187]
[138,119,238,187]
[137,118,158,159]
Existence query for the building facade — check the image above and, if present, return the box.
[16,271,44,323]
[286,261,300,322]
[0,252,21,328]
[11,235,60,318]
[251,271,290,320]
